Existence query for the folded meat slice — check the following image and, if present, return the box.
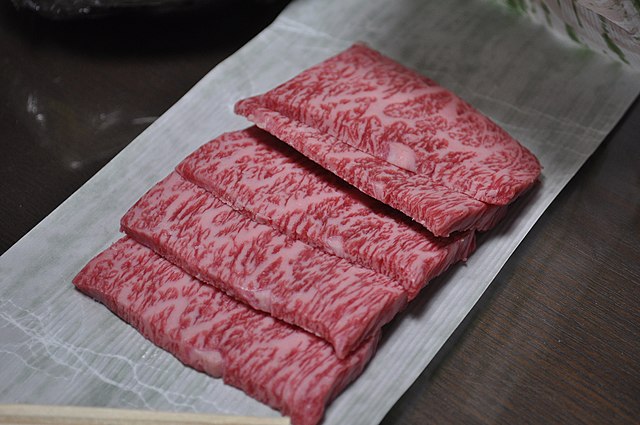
[235,44,541,228]
[121,172,406,358]
[177,126,475,295]
[73,237,378,425]
[234,100,507,237]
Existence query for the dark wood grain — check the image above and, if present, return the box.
[1,1,638,424]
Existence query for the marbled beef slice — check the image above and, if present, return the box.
[235,43,540,233]
[120,171,407,358]
[235,98,509,237]
[177,126,476,295]
[73,237,378,425]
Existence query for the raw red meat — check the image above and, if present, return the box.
[177,126,475,296]
[235,44,540,226]
[235,98,508,237]
[120,172,407,358]
[73,237,378,425]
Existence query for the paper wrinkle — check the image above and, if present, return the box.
[1,299,199,410]
[465,88,607,137]
[278,16,349,44]
[1,0,639,424]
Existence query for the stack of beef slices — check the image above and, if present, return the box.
[74,44,541,425]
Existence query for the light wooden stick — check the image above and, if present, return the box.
[0,404,290,425]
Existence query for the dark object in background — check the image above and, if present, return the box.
[9,0,279,19]
[0,0,292,254]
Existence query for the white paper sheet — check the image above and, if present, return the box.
[1,0,639,424]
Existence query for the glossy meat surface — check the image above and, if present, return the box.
[235,44,540,234]
[121,172,407,357]
[73,237,378,425]
[236,98,508,237]
[177,127,475,295]
[237,44,540,205]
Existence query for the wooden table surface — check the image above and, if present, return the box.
[1,1,638,424]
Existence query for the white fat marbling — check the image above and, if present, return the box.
[1,0,639,424]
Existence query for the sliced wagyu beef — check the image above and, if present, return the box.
[73,237,378,425]
[72,42,542,424]
[235,43,541,236]
[177,127,475,296]
[120,172,407,358]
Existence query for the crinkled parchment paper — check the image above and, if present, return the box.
[1,0,639,424]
